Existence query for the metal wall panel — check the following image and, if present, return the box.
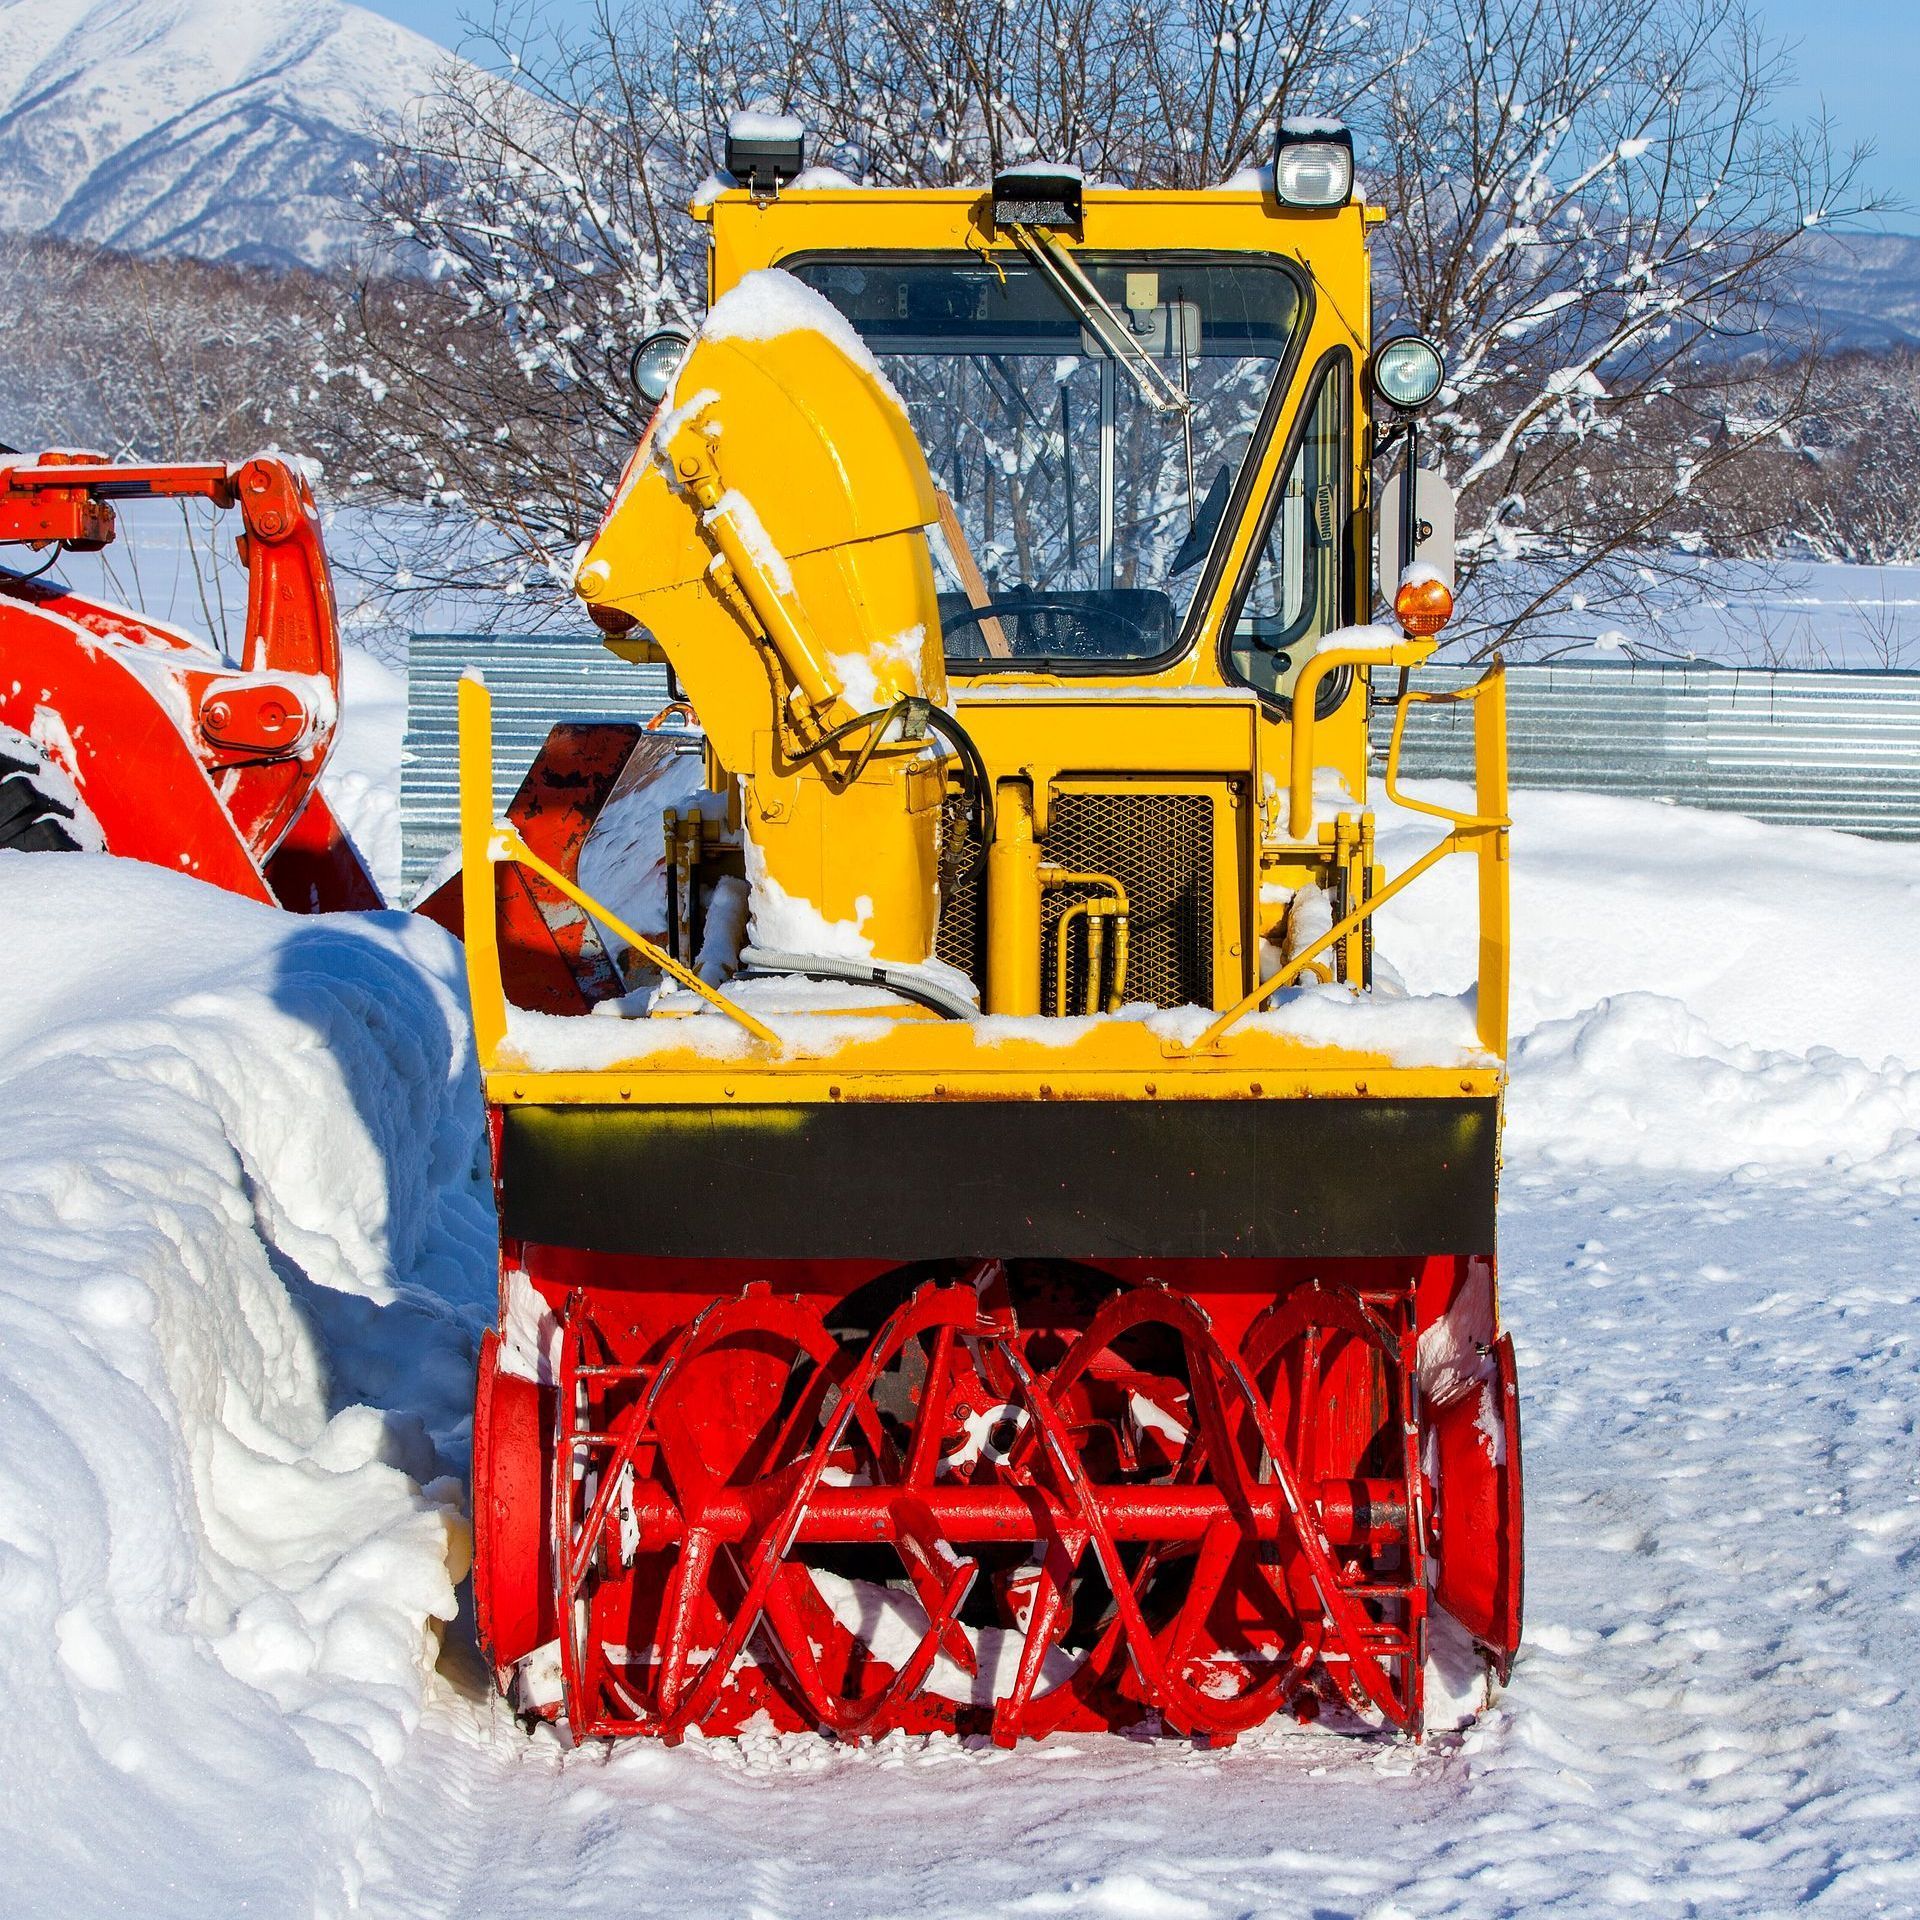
[1370,662,1920,840]
[403,633,668,894]
[404,644,1920,892]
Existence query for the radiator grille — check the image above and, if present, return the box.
[1046,790,1213,1011]
[936,789,1215,1010]
[934,793,988,984]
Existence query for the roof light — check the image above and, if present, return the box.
[724,110,805,196]
[1272,118,1353,209]
[1372,335,1446,412]
[990,163,1084,238]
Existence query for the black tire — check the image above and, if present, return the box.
[0,733,88,853]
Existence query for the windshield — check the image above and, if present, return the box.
[791,254,1305,668]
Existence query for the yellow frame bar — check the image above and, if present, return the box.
[1288,634,1435,839]
[1196,660,1511,1055]
[456,674,783,1061]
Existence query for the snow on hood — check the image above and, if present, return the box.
[700,267,909,412]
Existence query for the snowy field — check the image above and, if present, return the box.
[5,599,1920,1913]
[1643,559,1920,669]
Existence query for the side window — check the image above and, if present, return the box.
[1224,361,1349,707]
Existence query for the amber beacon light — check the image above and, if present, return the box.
[1395,568,1455,636]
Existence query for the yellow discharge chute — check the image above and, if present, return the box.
[574,270,949,969]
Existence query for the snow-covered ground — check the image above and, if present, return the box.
[4,673,1920,1913]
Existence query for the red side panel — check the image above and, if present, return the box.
[263,787,384,912]
[472,1330,554,1672]
[0,599,275,903]
[1432,1331,1524,1673]
[415,722,644,1010]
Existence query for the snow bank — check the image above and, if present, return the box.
[1374,784,1920,1178]
[1376,781,1920,1065]
[1509,992,1920,1180]
[0,852,493,1917]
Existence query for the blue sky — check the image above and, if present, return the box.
[359,0,1917,220]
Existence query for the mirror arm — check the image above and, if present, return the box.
[1399,417,1420,582]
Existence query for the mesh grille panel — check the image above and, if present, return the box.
[936,789,1216,1010]
[1044,790,1213,1011]
[934,793,988,983]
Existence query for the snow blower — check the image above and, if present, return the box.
[453,127,1524,1744]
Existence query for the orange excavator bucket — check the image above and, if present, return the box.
[0,449,380,911]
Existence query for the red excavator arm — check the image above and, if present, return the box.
[0,450,381,910]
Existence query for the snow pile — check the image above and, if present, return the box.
[1369,784,1920,1181]
[741,828,881,962]
[0,853,492,1916]
[1510,991,1920,1179]
[1134,986,1489,1065]
[1375,782,1920,1064]
[725,107,804,143]
[701,268,909,409]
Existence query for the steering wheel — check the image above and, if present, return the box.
[943,594,1151,655]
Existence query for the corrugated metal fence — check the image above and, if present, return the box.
[403,633,669,895]
[404,640,1920,890]
[1378,662,1920,840]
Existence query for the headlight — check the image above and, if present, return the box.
[1371,335,1446,412]
[991,164,1085,237]
[1273,119,1353,208]
[724,109,805,196]
[630,329,692,407]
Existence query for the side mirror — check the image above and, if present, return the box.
[1376,453,1455,594]
[1377,448,1457,636]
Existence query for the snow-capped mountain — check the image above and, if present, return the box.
[0,0,449,271]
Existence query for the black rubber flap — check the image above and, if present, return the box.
[499,1097,1498,1260]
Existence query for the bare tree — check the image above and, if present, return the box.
[0,233,346,649]
[324,0,1895,650]
[321,0,1379,622]
[1757,347,1920,570]
[1367,0,1887,657]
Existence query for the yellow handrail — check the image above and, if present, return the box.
[1191,658,1511,1056]
[494,827,782,1049]
[456,673,782,1061]
[1189,829,1475,1050]
[1382,668,1508,831]
[1288,632,1435,839]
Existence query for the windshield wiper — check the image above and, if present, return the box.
[1004,223,1193,418]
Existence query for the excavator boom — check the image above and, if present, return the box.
[0,449,379,910]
